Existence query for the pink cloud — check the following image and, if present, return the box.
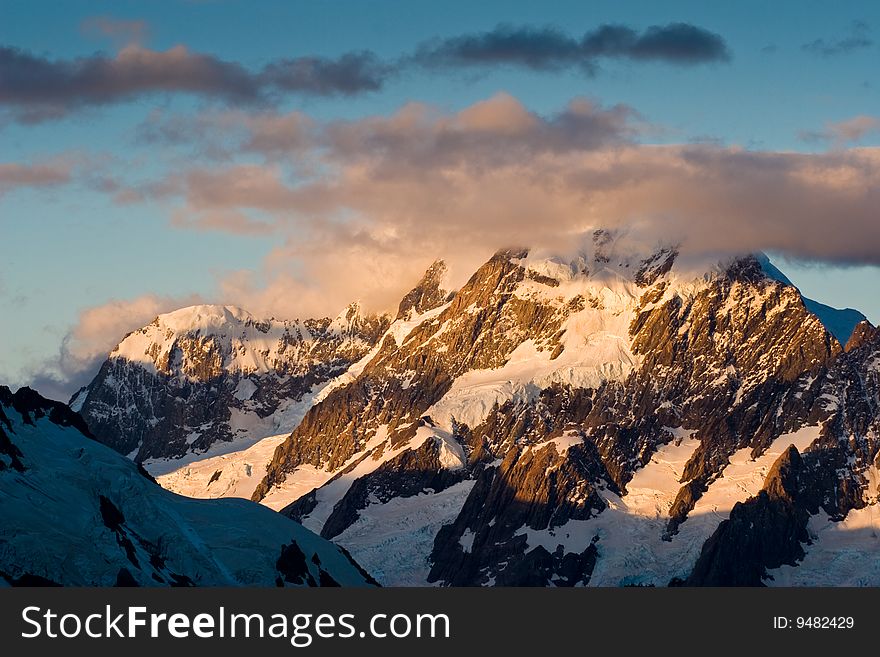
[800,115,880,147]
[0,160,71,197]
[71,95,880,325]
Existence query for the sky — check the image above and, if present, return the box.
[0,0,878,400]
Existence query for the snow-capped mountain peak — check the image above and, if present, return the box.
[76,300,391,464]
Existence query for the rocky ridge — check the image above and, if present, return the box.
[75,303,390,466]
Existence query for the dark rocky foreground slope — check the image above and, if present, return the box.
[0,385,376,587]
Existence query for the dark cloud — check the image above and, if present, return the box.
[0,44,261,107]
[413,25,583,71]
[413,22,730,71]
[262,52,391,95]
[802,20,873,56]
[0,21,729,123]
[0,44,391,122]
[582,23,731,63]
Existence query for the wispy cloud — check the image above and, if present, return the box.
[0,159,72,196]
[802,20,873,56]
[80,15,150,46]
[800,115,880,146]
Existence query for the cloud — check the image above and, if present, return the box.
[582,23,731,63]
[15,95,880,396]
[412,22,730,71]
[0,159,71,197]
[802,20,873,56]
[108,94,880,323]
[1,21,728,123]
[81,16,150,46]
[24,293,204,401]
[0,43,391,123]
[800,115,880,146]
[138,93,640,165]
[261,52,391,95]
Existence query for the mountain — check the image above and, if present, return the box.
[73,303,390,469]
[73,230,879,586]
[0,385,377,587]
[757,254,866,345]
[234,231,877,586]
[686,321,880,586]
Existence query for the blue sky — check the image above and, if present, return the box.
[1,0,878,398]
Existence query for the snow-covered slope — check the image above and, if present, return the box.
[0,386,376,587]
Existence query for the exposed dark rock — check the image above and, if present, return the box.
[428,441,607,586]
[634,247,678,287]
[686,447,812,586]
[0,571,62,587]
[0,422,25,472]
[396,260,450,320]
[99,495,139,568]
[115,568,140,587]
[276,542,317,586]
[318,569,340,586]
[250,246,867,587]
[282,489,318,522]
[2,385,92,437]
[257,248,581,499]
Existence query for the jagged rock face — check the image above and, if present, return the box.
[686,447,813,586]
[686,331,880,585]
[256,248,575,496]
[428,440,608,586]
[0,385,377,587]
[845,320,880,352]
[244,231,873,586]
[396,259,451,321]
[76,304,389,463]
[317,433,469,541]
